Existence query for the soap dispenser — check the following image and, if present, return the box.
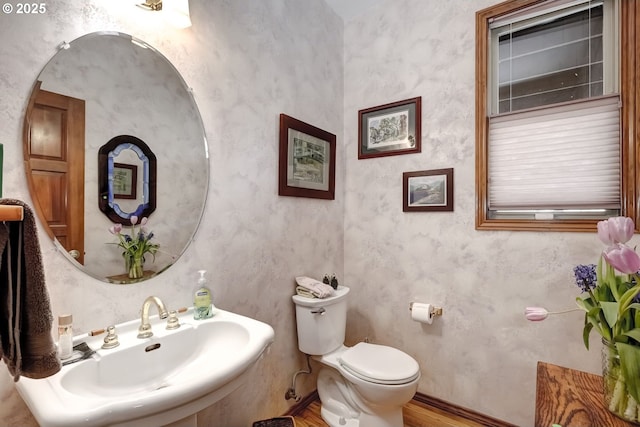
[193,270,214,320]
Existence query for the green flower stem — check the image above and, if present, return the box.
[609,375,625,413]
[589,287,613,340]
[608,375,640,423]
[591,259,614,341]
[624,393,637,421]
[548,308,582,315]
[604,347,639,422]
[613,273,640,342]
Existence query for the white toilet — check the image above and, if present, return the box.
[292,286,420,427]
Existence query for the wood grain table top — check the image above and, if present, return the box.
[535,361,637,427]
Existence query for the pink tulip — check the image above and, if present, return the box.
[109,224,123,235]
[597,217,635,245]
[603,243,640,274]
[140,217,148,226]
[525,307,549,321]
[130,215,138,226]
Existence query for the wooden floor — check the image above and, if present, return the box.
[290,396,496,427]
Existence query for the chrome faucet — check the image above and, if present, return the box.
[137,296,169,338]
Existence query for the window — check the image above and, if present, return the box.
[492,1,614,114]
[476,0,640,232]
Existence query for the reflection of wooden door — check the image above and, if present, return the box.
[24,82,85,264]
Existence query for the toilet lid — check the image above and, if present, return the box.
[339,342,419,385]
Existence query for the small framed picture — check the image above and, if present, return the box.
[112,163,137,199]
[278,114,336,200]
[403,168,453,212]
[358,97,421,159]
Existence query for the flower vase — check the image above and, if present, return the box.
[126,255,144,279]
[602,339,640,424]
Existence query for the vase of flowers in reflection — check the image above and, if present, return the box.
[526,217,640,424]
[109,215,159,279]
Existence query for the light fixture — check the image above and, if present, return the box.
[137,0,191,29]
[137,0,162,11]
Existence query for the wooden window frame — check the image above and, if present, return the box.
[475,0,640,232]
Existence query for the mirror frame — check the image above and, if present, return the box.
[98,134,157,225]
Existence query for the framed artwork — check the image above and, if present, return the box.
[112,163,137,199]
[403,168,453,212]
[358,96,421,159]
[279,114,336,200]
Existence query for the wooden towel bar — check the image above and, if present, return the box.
[0,205,24,221]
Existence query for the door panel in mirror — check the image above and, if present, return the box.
[24,84,85,265]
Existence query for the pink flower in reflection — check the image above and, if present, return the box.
[109,223,123,235]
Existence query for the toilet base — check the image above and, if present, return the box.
[320,405,359,427]
[317,367,405,427]
[320,406,403,427]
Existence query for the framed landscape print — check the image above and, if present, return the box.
[403,168,453,212]
[358,97,421,159]
[278,114,336,200]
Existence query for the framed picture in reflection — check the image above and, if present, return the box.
[113,163,137,200]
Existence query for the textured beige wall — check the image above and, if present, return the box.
[343,1,606,425]
[0,0,616,426]
[0,1,343,426]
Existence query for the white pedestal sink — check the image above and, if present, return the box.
[15,307,275,427]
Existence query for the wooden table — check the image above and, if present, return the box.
[535,361,637,427]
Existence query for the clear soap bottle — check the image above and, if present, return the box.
[194,270,214,320]
[58,314,73,360]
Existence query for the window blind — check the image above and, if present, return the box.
[492,1,604,114]
[489,0,602,32]
[488,95,620,210]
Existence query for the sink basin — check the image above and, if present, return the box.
[15,308,275,427]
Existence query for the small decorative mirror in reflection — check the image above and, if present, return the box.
[98,135,157,225]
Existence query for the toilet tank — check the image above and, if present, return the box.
[292,286,350,355]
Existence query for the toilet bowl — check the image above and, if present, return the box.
[292,286,420,427]
[315,343,420,427]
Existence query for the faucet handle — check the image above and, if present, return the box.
[102,325,120,349]
[89,325,120,349]
[165,307,189,330]
[166,310,180,330]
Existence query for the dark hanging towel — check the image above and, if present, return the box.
[0,199,60,380]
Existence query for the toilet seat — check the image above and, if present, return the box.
[339,342,420,385]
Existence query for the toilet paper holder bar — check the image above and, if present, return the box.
[409,302,443,317]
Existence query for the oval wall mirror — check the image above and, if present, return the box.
[23,32,209,284]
